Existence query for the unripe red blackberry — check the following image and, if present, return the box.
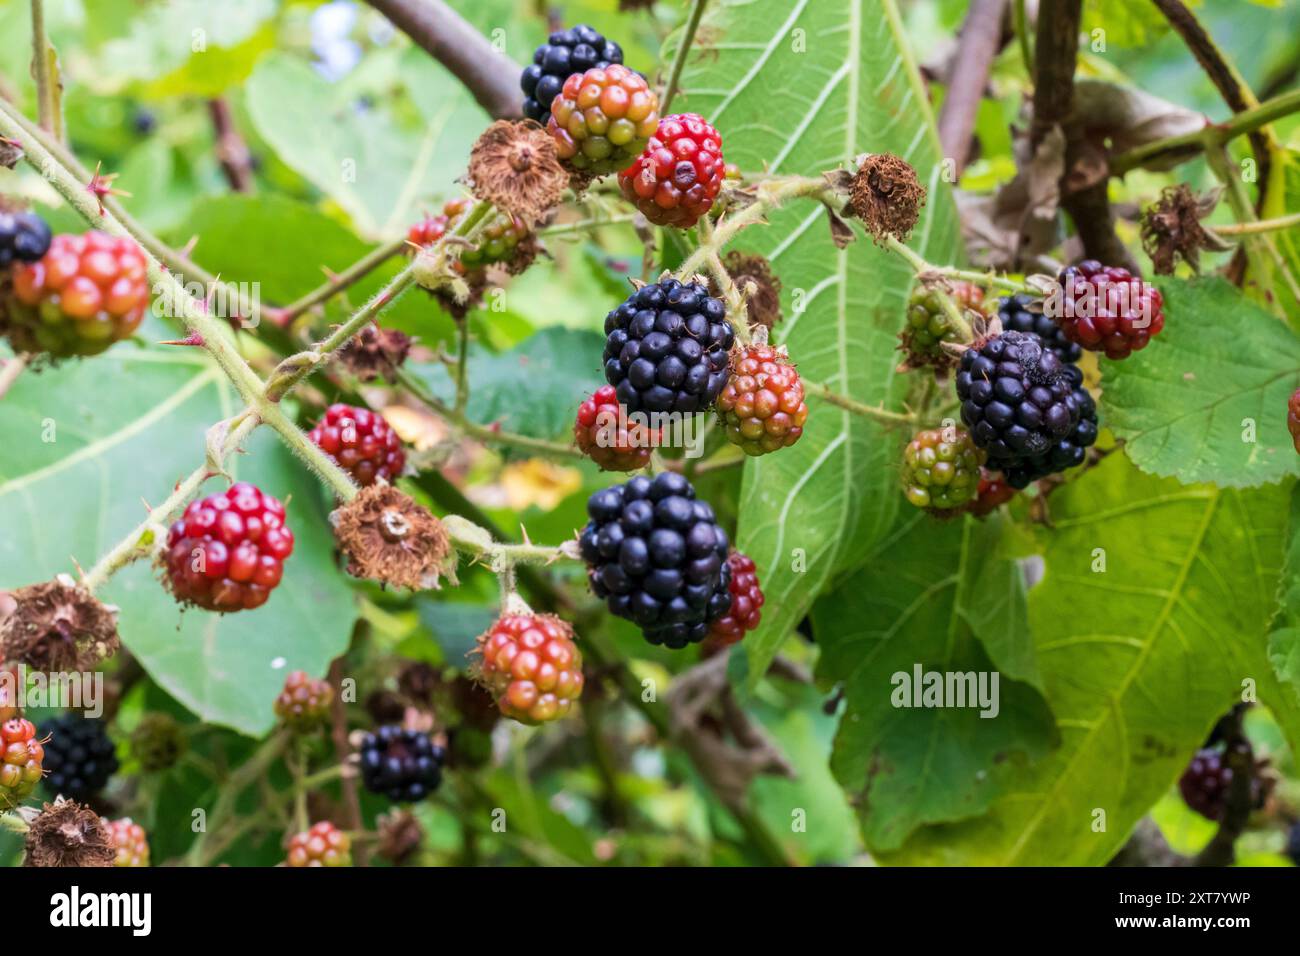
[716,343,808,456]
[286,820,352,867]
[574,384,657,472]
[966,470,1017,517]
[900,426,986,512]
[164,482,294,612]
[407,200,529,272]
[103,817,150,867]
[707,552,763,646]
[307,403,406,487]
[546,64,660,175]
[1047,260,1165,359]
[1,717,44,809]
[1288,387,1300,453]
[4,231,150,358]
[618,113,724,228]
[901,281,985,368]
[274,670,333,731]
[475,613,584,725]
[0,664,21,723]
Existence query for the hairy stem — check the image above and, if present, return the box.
[660,0,710,115]
[1211,211,1300,236]
[273,238,409,327]
[802,381,918,426]
[29,0,60,139]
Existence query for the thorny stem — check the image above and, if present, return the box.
[660,0,710,115]
[29,0,60,139]
[1212,211,1300,235]
[1110,87,1300,175]
[80,413,259,593]
[1205,146,1300,309]
[802,381,919,426]
[273,237,410,327]
[883,236,974,341]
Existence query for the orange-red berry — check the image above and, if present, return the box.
[286,821,352,867]
[546,65,660,175]
[475,613,584,725]
[618,113,724,228]
[716,344,809,455]
[573,384,657,472]
[103,817,150,867]
[274,671,333,731]
[308,403,406,487]
[1,717,44,809]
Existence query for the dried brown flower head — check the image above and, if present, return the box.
[0,575,120,672]
[849,153,926,243]
[331,484,453,590]
[338,325,412,383]
[376,808,424,865]
[24,800,116,868]
[468,120,567,227]
[1139,184,1226,275]
[715,252,783,331]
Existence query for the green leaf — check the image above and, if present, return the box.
[1102,277,1300,488]
[245,50,485,237]
[410,327,605,439]
[675,0,963,687]
[416,600,496,667]
[812,513,1054,851]
[0,348,355,736]
[172,193,455,346]
[1268,484,1300,708]
[885,455,1298,865]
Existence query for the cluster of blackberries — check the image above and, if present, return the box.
[0,210,52,268]
[41,713,119,802]
[603,277,734,414]
[956,330,1097,490]
[521,25,624,123]
[358,725,446,803]
[579,472,732,648]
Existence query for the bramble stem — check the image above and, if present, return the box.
[1212,212,1300,235]
[802,381,918,426]
[661,0,710,114]
[440,514,575,567]
[1110,87,1300,175]
[29,0,60,139]
[273,237,409,326]
[80,413,260,593]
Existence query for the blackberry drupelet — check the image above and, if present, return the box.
[998,362,1098,488]
[579,472,733,649]
[41,713,118,802]
[0,210,53,268]
[997,293,1081,363]
[357,725,446,803]
[603,277,733,414]
[521,25,624,123]
[956,330,1078,472]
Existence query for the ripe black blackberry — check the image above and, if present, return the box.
[999,363,1098,488]
[603,277,734,414]
[1178,747,1253,822]
[0,210,53,268]
[579,472,732,649]
[996,293,1081,363]
[40,713,119,802]
[357,725,446,803]
[956,330,1078,473]
[521,24,624,123]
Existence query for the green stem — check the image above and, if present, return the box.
[1206,146,1300,308]
[538,213,637,236]
[1212,211,1300,235]
[29,0,60,139]
[803,381,917,426]
[1013,0,1033,76]
[186,732,289,866]
[1110,87,1300,175]
[454,317,470,413]
[81,413,259,592]
[660,0,710,114]
[274,237,409,326]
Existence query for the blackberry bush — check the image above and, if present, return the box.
[579,472,732,648]
[603,277,733,414]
